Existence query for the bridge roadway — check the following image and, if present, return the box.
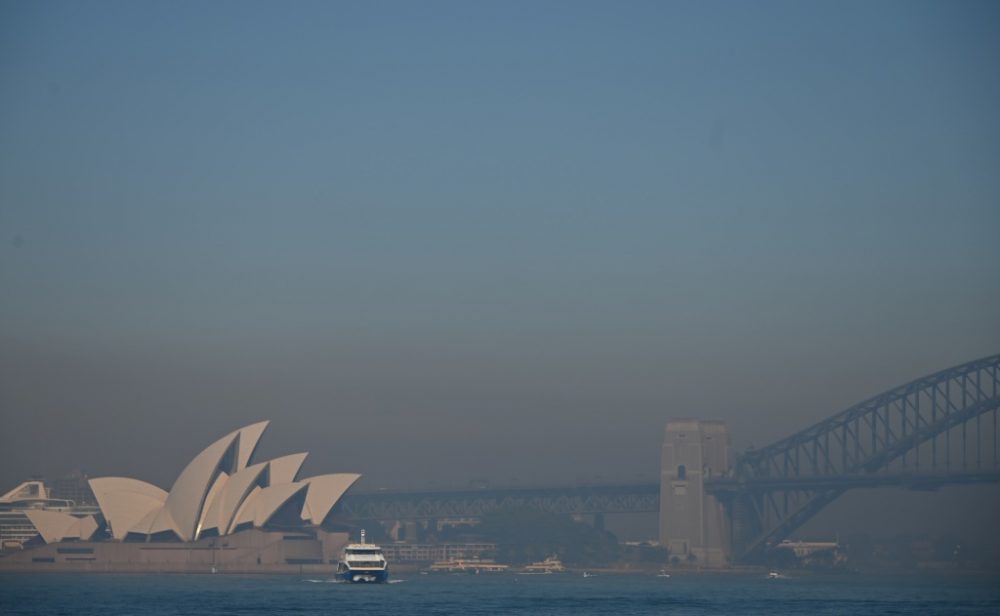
[337,482,660,521]
[336,470,1000,521]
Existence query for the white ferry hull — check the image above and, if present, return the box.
[338,568,389,583]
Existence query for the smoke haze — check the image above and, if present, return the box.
[1,1,998,538]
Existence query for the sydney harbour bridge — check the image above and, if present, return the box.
[339,354,1000,563]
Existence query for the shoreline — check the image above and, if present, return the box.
[4,561,995,577]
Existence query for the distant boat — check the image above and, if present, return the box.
[767,571,787,579]
[582,571,596,578]
[519,556,565,574]
[427,558,509,574]
[656,569,671,578]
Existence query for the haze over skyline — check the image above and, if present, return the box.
[1,1,998,497]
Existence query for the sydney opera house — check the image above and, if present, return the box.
[0,421,360,573]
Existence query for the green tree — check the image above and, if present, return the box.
[474,510,619,566]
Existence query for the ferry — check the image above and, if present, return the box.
[428,558,509,574]
[520,556,565,574]
[336,530,389,583]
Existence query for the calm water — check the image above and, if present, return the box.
[1,571,998,615]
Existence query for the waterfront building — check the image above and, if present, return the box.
[0,421,361,572]
[0,481,99,551]
[380,542,498,563]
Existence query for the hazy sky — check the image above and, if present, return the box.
[1,1,998,494]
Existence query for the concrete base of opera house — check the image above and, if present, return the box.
[0,529,351,574]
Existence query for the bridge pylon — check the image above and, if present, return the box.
[659,419,732,566]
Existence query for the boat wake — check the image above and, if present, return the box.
[302,578,346,584]
[303,577,403,585]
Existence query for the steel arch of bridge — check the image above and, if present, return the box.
[707,353,1000,563]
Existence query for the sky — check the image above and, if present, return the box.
[1,1,999,503]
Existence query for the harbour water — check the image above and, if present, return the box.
[2,571,999,615]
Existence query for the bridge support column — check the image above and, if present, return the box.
[659,419,732,566]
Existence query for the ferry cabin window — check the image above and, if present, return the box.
[677,464,686,480]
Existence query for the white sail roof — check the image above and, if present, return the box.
[300,474,361,525]
[158,421,269,541]
[199,462,268,538]
[268,452,308,484]
[25,510,98,543]
[231,482,310,529]
[236,421,269,470]
[194,471,229,539]
[88,477,167,540]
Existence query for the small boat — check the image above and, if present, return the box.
[656,569,670,578]
[767,571,787,579]
[336,530,389,583]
